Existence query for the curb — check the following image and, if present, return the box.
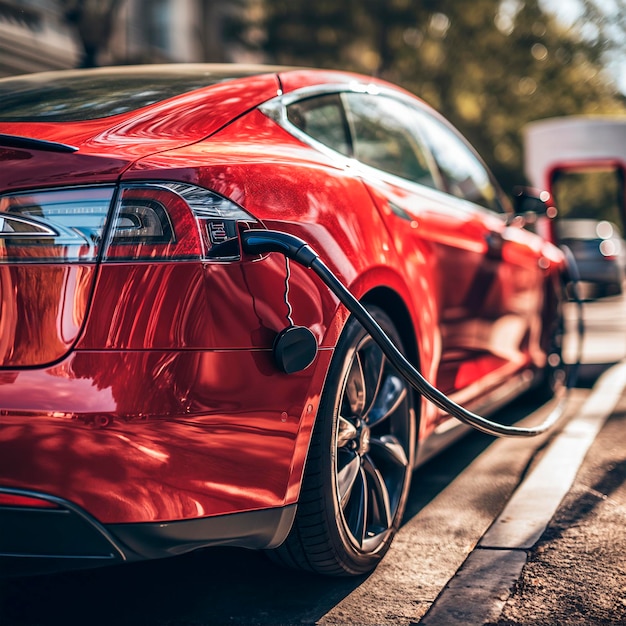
[418,361,626,625]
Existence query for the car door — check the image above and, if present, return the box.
[341,92,546,405]
[337,93,501,395]
[408,103,547,401]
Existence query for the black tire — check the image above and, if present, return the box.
[270,306,416,576]
[535,286,567,401]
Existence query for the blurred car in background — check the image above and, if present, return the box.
[555,219,625,299]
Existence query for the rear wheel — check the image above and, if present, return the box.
[270,307,416,576]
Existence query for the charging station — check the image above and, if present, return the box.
[524,116,626,229]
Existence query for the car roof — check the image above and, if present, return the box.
[0,64,292,123]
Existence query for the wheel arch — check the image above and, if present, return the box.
[360,286,422,464]
[360,286,421,373]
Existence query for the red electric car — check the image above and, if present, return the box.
[0,65,564,577]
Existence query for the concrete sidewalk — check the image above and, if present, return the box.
[419,362,626,626]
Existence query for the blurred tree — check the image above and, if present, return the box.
[199,0,226,61]
[552,168,624,226]
[579,0,626,52]
[236,0,625,191]
[578,0,626,93]
[202,0,252,62]
[60,0,125,68]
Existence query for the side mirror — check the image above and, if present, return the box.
[512,186,557,218]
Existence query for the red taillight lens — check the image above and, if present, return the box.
[0,492,60,508]
[104,185,202,260]
[104,182,257,261]
[0,187,114,262]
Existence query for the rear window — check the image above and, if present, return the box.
[0,65,265,122]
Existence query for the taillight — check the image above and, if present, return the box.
[104,182,258,261]
[104,185,201,260]
[0,183,258,263]
[0,186,114,263]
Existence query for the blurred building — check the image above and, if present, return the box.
[0,0,79,76]
[0,0,247,77]
[107,0,213,65]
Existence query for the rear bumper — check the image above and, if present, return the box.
[0,487,296,578]
[0,349,331,525]
[0,488,125,577]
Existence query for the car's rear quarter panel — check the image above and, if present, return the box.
[125,108,432,351]
[0,103,431,526]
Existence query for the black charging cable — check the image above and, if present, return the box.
[241,229,583,438]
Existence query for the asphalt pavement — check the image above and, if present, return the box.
[417,360,626,625]
[492,378,626,626]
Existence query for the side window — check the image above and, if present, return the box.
[343,93,438,188]
[413,110,502,212]
[286,94,352,156]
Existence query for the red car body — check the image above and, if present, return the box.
[0,65,564,576]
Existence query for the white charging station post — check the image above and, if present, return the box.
[524,116,626,225]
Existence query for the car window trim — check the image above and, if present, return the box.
[261,84,445,190]
[261,83,511,218]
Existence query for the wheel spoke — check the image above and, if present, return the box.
[337,451,361,506]
[362,455,392,532]
[344,466,368,545]
[337,415,358,448]
[369,434,409,469]
[365,373,407,428]
[361,343,385,416]
[344,356,366,415]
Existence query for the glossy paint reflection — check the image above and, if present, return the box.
[0,348,331,523]
[79,257,329,350]
[0,73,281,165]
[0,264,94,367]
